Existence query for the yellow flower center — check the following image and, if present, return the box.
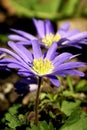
[32,58,54,76]
[42,33,61,47]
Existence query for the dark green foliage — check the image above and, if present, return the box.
[1,75,87,129]
[26,121,56,130]
[2,104,28,129]
[59,108,87,130]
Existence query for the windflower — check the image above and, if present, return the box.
[8,19,87,48]
[0,40,85,87]
[14,77,38,95]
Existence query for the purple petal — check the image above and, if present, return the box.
[45,19,54,34]
[18,71,33,77]
[68,32,87,40]
[0,47,33,71]
[61,39,83,48]
[52,69,85,77]
[45,42,57,60]
[32,40,42,59]
[69,44,82,49]
[7,63,25,69]
[62,39,80,45]
[61,70,85,77]
[6,58,34,74]
[8,35,29,42]
[33,18,45,38]
[57,38,68,46]
[79,39,87,44]
[0,48,23,62]
[47,75,60,87]
[16,41,32,45]
[63,30,80,38]
[10,28,36,40]
[57,30,66,36]
[58,22,70,32]
[52,53,73,65]
[0,58,30,70]
[15,43,33,62]
[8,41,32,63]
[54,62,85,71]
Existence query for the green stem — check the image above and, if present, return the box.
[35,77,42,126]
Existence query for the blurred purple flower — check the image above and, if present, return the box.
[8,19,87,48]
[14,77,38,94]
[0,40,85,87]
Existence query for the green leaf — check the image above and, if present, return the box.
[4,104,25,129]
[59,108,87,130]
[39,93,47,100]
[63,90,77,98]
[8,104,21,114]
[49,111,56,119]
[66,76,73,92]
[10,0,38,10]
[39,99,50,106]
[82,3,87,16]
[26,121,55,130]
[0,34,8,43]
[60,0,80,17]
[5,113,21,128]
[39,121,56,130]
[75,80,87,92]
[61,100,80,116]
[33,0,61,13]
[9,0,62,19]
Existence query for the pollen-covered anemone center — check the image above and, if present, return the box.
[42,33,61,47]
[32,58,54,76]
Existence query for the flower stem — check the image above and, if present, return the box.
[35,77,42,126]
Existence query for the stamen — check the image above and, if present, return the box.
[42,33,61,47]
[32,58,54,75]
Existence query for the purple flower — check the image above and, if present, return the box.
[14,77,38,94]
[8,19,87,48]
[0,40,85,87]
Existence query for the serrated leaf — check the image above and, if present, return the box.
[8,104,21,114]
[39,121,55,130]
[26,121,55,130]
[5,113,21,128]
[26,125,40,130]
[59,108,87,130]
[61,100,80,116]
[39,99,50,106]
[63,90,77,98]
